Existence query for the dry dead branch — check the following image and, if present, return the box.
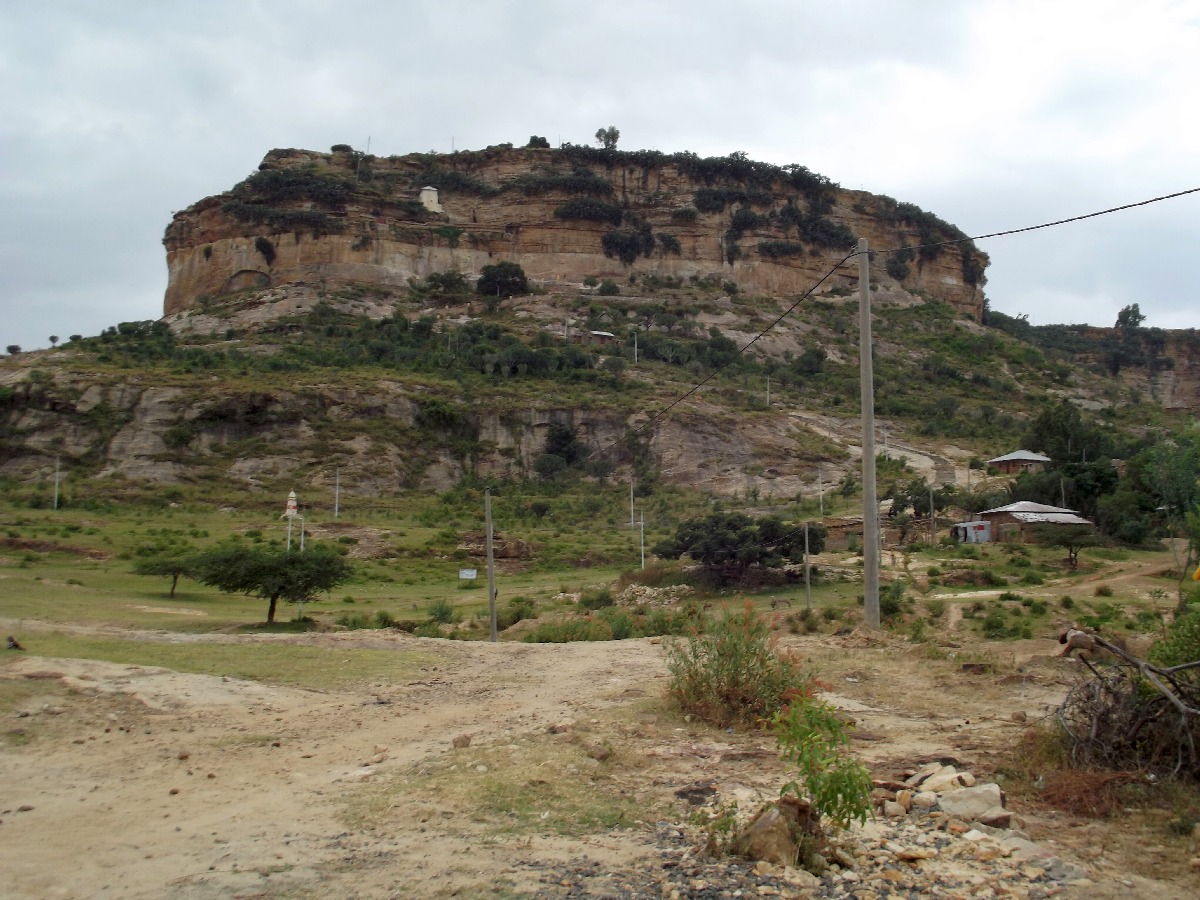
[1057,631,1200,779]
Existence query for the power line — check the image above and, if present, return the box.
[558,184,1200,557]
[884,186,1200,256]
[580,249,858,467]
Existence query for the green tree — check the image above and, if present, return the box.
[1022,399,1112,468]
[5,345,20,355]
[1029,523,1102,569]
[134,551,199,598]
[526,135,551,148]
[476,262,528,298]
[653,513,824,584]
[594,125,620,150]
[192,544,352,623]
[1115,303,1146,330]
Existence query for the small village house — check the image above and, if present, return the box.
[987,450,1051,475]
[977,501,1093,543]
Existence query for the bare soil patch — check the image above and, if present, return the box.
[2,625,1199,897]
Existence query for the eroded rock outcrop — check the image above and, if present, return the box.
[163,144,988,320]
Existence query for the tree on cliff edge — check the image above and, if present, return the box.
[595,126,620,150]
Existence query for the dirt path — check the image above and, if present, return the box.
[3,623,1198,898]
[1,636,671,898]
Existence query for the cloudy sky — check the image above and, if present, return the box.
[2,0,1198,354]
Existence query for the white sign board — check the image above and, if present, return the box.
[458,568,478,580]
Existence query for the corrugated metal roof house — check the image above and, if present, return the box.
[978,501,1093,542]
[987,450,1052,475]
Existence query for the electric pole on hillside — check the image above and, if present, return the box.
[858,239,881,628]
[486,489,497,642]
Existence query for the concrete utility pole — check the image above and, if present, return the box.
[858,239,881,629]
[804,522,812,611]
[53,457,60,511]
[486,489,497,642]
[334,467,340,519]
[640,513,645,570]
[634,331,638,364]
[929,485,936,547]
[630,476,635,527]
[818,465,824,518]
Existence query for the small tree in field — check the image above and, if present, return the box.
[134,551,199,598]
[6,345,20,355]
[595,126,620,150]
[1030,523,1102,569]
[192,544,352,623]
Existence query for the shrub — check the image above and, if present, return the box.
[1094,584,1114,597]
[579,587,614,610]
[254,236,276,265]
[775,699,873,829]
[427,598,456,624]
[658,233,682,255]
[554,198,624,226]
[757,240,805,259]
[526,135,551,148]
[924,598,946,620]
[597,279,620,296]
[523,618,614,643]
[1149,609,1200,669]
[667,601,808,730]
[671,207,699,223]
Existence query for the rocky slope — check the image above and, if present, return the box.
[163,144,988,320]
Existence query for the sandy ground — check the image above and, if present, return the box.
[3,623,1199,899]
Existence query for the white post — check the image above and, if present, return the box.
[858,238,881,629]
[818,465,823,518]
[300,515,306,552]
[930,485,936,547]
[634,331,638,364]
[640,513,645,570]
[335,467,340,519]
[287,516,293,553]
[53,457,60,511]
[486,489,497,642]
[630,477,635,527]
[804,522,811,611]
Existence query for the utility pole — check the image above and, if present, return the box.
[53,457,60,511]
[486,489,497,642]
[818,465,824,518]
[766,374,771,407]
[634,331,638,364]
[804,522,812,611]
[639,513,645,569]
[858,239,880,629]
[334,467,340,519]
[300,515,306,552]
[287,516,293,552]
[630,476,635,527]
[929,485,936,547]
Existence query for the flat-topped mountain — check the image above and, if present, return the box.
[163,142,987,319]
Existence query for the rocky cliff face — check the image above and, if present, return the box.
[0,365,842,498]
[163,145,988,320]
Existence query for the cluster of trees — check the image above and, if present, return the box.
[653,512,826,584]
[135,542,352,624]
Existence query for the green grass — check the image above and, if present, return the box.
[18,633,435,690]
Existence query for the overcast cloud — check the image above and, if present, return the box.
[2,0,1198,354]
